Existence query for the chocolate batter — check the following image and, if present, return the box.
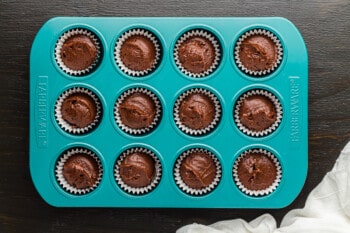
[236,153,277,191]
[60,34,98,71]
[179,93,215,130]
[178,36,215,74]
[239,94,276,131]
[180,151,216,189]
[120,35,156,71]
[62,154,99,189]
[238,34,277,72]
[118,92,156,129]
[119,152,155,188]
[61,93,97,128]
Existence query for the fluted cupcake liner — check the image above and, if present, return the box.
[234,89,283,137]
[174,29,221,78]
[233,148,282,196]
[234,28,283,76]
[55,147,103,195]
[55,87,102,135]
[55,28,102,76]
[114,87,162,135]
[173,88,221,136]
[174,148,222,196]
[114,147,162,195]
[114,28,161,77]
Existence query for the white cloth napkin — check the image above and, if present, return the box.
[177,141,350,233]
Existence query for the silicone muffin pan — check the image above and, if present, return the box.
[30,17,308,208]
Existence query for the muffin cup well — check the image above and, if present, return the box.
[233,148,282,196]
[54,87,102,135]
[174,148,222,196]
[234,28,283,76]
[55,28,102,76]
[114,87,162,135]
[114,28,161,77]
[114,147,162,195]
[234,89,282,137]
[55,147,103,195]
[173,88,221,136]
[174,29,221,78]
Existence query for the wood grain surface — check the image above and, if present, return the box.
[1,0,349,232]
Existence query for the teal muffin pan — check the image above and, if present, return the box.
[30,17,308,208]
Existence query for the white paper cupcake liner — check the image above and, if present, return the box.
[233,148,282,196]
[114,147,162,195]
[234,89,283,137]
[55,28,101,76]
[174,88,221,136]
[55,87,102,135]
[234,28,283,76]
[55,147,103,195]
[174,148,221,196]
[114,87,162,135]
[174,29,221,78]
[114,28,161,77]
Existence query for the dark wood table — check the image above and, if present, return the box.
[1,1,349,232]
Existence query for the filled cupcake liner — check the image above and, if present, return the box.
[233,148,282,196]
[174,29,221,78]
[173,88,222,136]
[114,87,162,135]
[234,89,283,137]
[55,147,103,195]
[55,28,102,76]
[55,87,102,135]
[114,28,161,77]
[234,28,283,76]
[174,148,222,196]
[114,147,162,195]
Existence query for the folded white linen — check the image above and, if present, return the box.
[177,141,350,233]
